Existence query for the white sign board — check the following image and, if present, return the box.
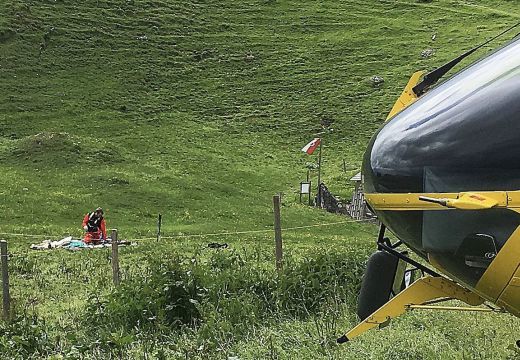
[300,182,311,194]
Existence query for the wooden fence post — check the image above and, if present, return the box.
[273,195,283,271]
[0,240,10,321]
[111,229,120,286]
[157,214,162,242]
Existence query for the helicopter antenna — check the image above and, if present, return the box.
[413,20,520,96]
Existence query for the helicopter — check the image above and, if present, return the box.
[338,24,520,343]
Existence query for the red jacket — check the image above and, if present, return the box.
[82,212,107,239]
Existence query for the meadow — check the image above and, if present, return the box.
[1,0,520,358]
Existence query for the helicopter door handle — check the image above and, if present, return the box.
[419,192,498,210]
[418,196,448,206]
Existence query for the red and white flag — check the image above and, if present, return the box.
[301,138,321,155]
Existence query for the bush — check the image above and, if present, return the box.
[0,315,54,358]
[85,255,202,333]
[274,248,366,316]
[83,246,367,348]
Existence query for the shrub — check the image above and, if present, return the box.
[83,246,367,346]
[0,315,54,358]
[85,255,202,333]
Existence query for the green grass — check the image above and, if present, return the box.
[1,0,520,358]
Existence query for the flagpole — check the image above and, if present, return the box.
[316,138,322,207]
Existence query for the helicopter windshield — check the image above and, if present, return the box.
[365,38,520,194]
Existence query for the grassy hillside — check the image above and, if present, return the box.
[1,0,520,358]
[2,0,517,236]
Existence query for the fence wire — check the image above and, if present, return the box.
[0,218,376,242]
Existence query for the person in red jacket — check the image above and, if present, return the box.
[82,207,107,244]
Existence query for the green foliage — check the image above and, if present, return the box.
[85,246,365,330]
[0,315,54,358]
[85,255,202,331]
[1,235,519,358]
[274,249,365,316]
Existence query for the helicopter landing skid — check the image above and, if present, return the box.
[338,275,484,342]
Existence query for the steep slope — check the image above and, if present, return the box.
[1,0,517,236]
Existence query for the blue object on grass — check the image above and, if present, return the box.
[67,240,87,249]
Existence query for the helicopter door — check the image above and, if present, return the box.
[421,167,520,286]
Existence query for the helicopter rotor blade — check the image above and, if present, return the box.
[413,20,520,96]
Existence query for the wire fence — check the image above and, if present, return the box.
[0,213,379,320]
[0,218,376,242]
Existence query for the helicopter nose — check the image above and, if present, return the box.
[363,38,520,196]
[360,38,520,287]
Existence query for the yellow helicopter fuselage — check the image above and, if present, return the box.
[340,37,520,342]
